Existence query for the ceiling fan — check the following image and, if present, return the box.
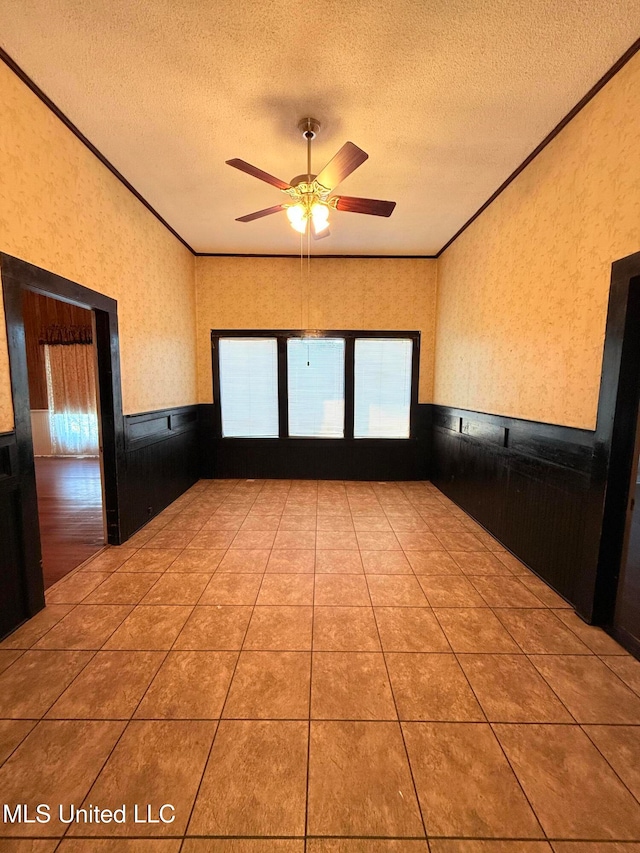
[226,117,396,240]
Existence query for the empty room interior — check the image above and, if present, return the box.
[1,1,640,850]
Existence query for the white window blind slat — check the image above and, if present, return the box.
[219,337,279,438]
[354,338,413,438]
[287,338,345,438]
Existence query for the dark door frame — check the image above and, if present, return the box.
[587,250,640,653]
[1,253,126,617]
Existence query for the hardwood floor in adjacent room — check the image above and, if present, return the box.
[34,456,104,588]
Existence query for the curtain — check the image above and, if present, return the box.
[44,344,99,456]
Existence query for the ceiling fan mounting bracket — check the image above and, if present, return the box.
[297,117,320,140]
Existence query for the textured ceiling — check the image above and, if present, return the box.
[1,1,639,255]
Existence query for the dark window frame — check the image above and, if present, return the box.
[210,329,421,441]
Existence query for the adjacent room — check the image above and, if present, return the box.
[0,1,639,849]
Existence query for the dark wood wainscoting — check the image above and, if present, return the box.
[122,405,200,537]
[199,404,431,481]
[431,405,597,617]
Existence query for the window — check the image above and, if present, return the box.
[288,337,345,437]
[212,330,418,440]
[218,337,279,437]
[354,338,413,438]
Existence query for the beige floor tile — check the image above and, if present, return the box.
[0,719,36,764]
[307,720,423,836]
[551,845,640,853]
[435,608,520,652]
[0,605,74,650]
[166,549,225,572]
[278,515,317,531]
[313,606,381,651]
[183,841,304,853]
[83,548,138,572]
[458,654,572,723]
[375,607,450,652]
[103,605,192,650]
[240,515,281,531]
[307,843,428,853]
[118,549,181,572]
[142,529,197,549]
[231,530,276,549]
[353,516,393,531]
[188,720,307,836]
[217,549,270,573]
[135,651,236,718]
[367,575,428,607]
[59,841,181,852]
[361,551,412,574]
[47,651,164,719]
[83,573,161,604]
[71,720,215,836]
[243,606,313,650]
[187,530,236,549]
[173,606,252,650]
[266,549,315,573]
[520,575,571,607]
[0,650,93,718]
[203,515,246,531]
[312,652,396,720]
[554,610,628,655]
[386,654,483,721]
[0,649,22,674]
[315,550,364,573]
[199,574,263,605]
[0,720,125,836]
[494,723,640,839]
[356,531,402,551]
[273,530,316,549]
[531,655,640,723]
[405,551,462,575]
[418,576,487,607]
[395,532,442,550]
[315,574,371,605]
[140,573,210,605]
[224,651,310,718]
[601,654,640,694]
[404,721,542,837]
[388,514,429,529]
[316,516,354,531]
[316,531,359,550]
[497,552,532,574]
[34,605,132,650]
[495,610,592,654]
[450,551,514,575]
[584,725,640,801]
[471,577,546,608]
[430,844,551,853]
[435,530,487,551]
[256,574,314,605]
[46,572,111,604]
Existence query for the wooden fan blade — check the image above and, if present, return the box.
[334,196,396,217]
[315,142,368,191]
[311,221,330,240]
[236,204,286,222]
[226,158,291,190]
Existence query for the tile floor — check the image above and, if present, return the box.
[1,478,640,852]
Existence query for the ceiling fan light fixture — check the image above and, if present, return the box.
[287,203,307,234]
[311,202,330,233]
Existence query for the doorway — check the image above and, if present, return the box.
[1,254,124,636]
[22,290,105,587]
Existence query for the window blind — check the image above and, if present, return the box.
[218,337,279,437]
[287,337,345,438]
[354,338,413,438]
